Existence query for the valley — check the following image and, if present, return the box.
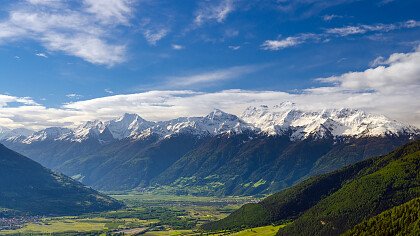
[1,193,264,235]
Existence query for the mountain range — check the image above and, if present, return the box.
[1,103,419,195]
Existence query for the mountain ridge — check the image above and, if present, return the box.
[1,104,418,144]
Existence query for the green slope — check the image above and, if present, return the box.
[0,144,123,216]
[343,197,420,236]
[278,140,420,235]
[202,153,373,231]
[203,140,420,234]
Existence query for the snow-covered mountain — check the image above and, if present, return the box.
[0,126,34,142]
[1,104,419,144]
[241,103,419,140]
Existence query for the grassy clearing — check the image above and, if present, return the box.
[230,225,285,235]
[144,229,195,235]
[1,217,150,235]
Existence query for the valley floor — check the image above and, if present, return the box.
[1,193,269,235]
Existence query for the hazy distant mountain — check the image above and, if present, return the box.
[0,144,123,216]
[1,104,418,194]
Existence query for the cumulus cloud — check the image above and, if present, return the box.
[0,47,419,129]
[0,0,132,66]
[317,45,420,93]
[194,0,234,26]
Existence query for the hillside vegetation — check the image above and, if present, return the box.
[203,140,420,235]
[0,144,123,216]
[343,197,420,236]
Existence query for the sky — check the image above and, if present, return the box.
[0,0,419,130]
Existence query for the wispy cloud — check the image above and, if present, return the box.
[0,0,133,66]
[194,0,234,26]
[326,20,420,36]
[35,52,48,58]
[171,44,184,50]
[262,20,420,51]
[228,45,241,50]
[274,0,356,19]
[143,28,169,45]
[261,34,318,51]
[323,14,342,21]
[83,0,135,25]
[166,65,266,87]
[66,93,83,99]
[105,89,114,94]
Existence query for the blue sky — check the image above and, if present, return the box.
[0,0,419,129]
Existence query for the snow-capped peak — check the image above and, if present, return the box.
[23,127,72,143]
[241,105,419,140]
[3,105,418,144]
[0,127,33,141]
[106,113,155,140]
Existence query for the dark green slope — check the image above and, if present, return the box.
[202,154,374,230]
[203,140,420,233]
[4,134,203,191]
[155,135,413,196]
[3,133,415,194]
[343,197,420,236]
[0,144,123,216]
[278,140,420,235]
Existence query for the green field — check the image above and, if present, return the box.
[230,225,286,235]
[1,193,260,235]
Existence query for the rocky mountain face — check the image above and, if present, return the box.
[1,104,419,195]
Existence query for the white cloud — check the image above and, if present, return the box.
[35,52,48,58]
[262,20,420,50]
[317,45,420,94]
[194,0,234,26]
[323,14,341,21]
[261,34,317,51]
[171,44,184,50]
[326,20,419,36]
[261,37,302,50]
[369,56,385,67]
[228,45,241,50]
[105,89,114,94]
[0,0,133,66]
[83,0,135,25]
[143,28,169,45]
[26,0,63,7]
[166,65,266,87]
[66,93,83,99]
[0,47,419,129]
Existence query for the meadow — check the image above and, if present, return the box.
[1,193,267,235]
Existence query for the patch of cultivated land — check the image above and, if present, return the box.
[1,193,260,235]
